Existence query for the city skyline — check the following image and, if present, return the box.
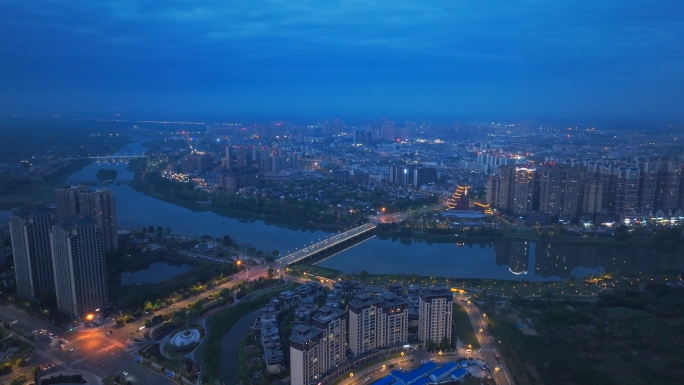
[2,1,684,122]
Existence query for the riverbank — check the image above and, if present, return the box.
[197,282,298,384]
[287,264,610,298]
[374,227,683,246]
[125,161,351,232]
[0,158,93,210]
[128,178,347,232]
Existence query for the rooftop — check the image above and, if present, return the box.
[371,376,395,385]
[429,362,459,379]
[391,362,437,385]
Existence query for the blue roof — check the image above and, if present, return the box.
[371,374,396,385]
[451,369,467,379]
[429,362,459,379]
[371,376,396,385]
[412,378,430,385]
[391,362,437,385]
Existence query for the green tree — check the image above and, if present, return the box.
[144,301,155,312]
[440,336,450,350]
[267,267,274,279]
[359,270,369,285]
[271,249,279,257]
[156,226,164,237]
[124,315,132,323]
[31,366,40,376]
[222,235,236,248]
[165,226,172,235]
[615,225,631,241]
[148,225,155,233]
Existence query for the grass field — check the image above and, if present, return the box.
[453,303,480,349]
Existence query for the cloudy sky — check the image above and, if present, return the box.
[1,0,683,122]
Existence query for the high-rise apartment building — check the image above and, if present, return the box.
[582,180,604,214]
[615,167,640,215]
[50,215,108,318]
[494,165,513,211]
[78,189,118,252]
[289,306,346,385]
[388,165,413,186]
[511,167,537,215]
[636,157,659,212]
[598,163,618,213]
[348,293,409,356]
[55,185,89,219]
[348,294,381,355]
[418,287,453,345]
[538,165,586,216]
[9,205,56,300]
[310,307,346,371]
[55,186,118,252]
[353,129,373,145]
[655,158,682,211]
[290,325,333,385]
[376,293,409,348]
[486,176,499,207]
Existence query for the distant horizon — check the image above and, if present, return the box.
[0,114,682,132]
[2,1,684,123]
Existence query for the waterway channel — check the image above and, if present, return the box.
[0,140,663,282]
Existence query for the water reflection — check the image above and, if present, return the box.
[494,241,530,275]
[319,236,684,281]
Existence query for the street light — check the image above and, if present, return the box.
[86,314,94,321]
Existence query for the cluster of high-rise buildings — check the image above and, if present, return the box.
[288,284,453,385]
[388,164,437,188]
[486,157,684,220]
[9,186,116,318]
[169,144,303,190]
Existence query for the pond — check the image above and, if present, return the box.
[120,262,194,285]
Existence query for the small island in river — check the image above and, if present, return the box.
[96,168,118,180]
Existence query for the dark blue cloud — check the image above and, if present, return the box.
[1,0,683,122]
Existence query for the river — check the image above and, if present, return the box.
[6,140,660,282]
[65,141,330,253]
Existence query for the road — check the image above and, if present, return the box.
[282,223,375,265]
[455,295,513,385]
[0,258,279,385]
[0,304,174,385]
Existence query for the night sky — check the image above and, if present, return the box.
[1,1,683,122]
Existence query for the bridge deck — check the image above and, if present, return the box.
[279,223,375,266]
